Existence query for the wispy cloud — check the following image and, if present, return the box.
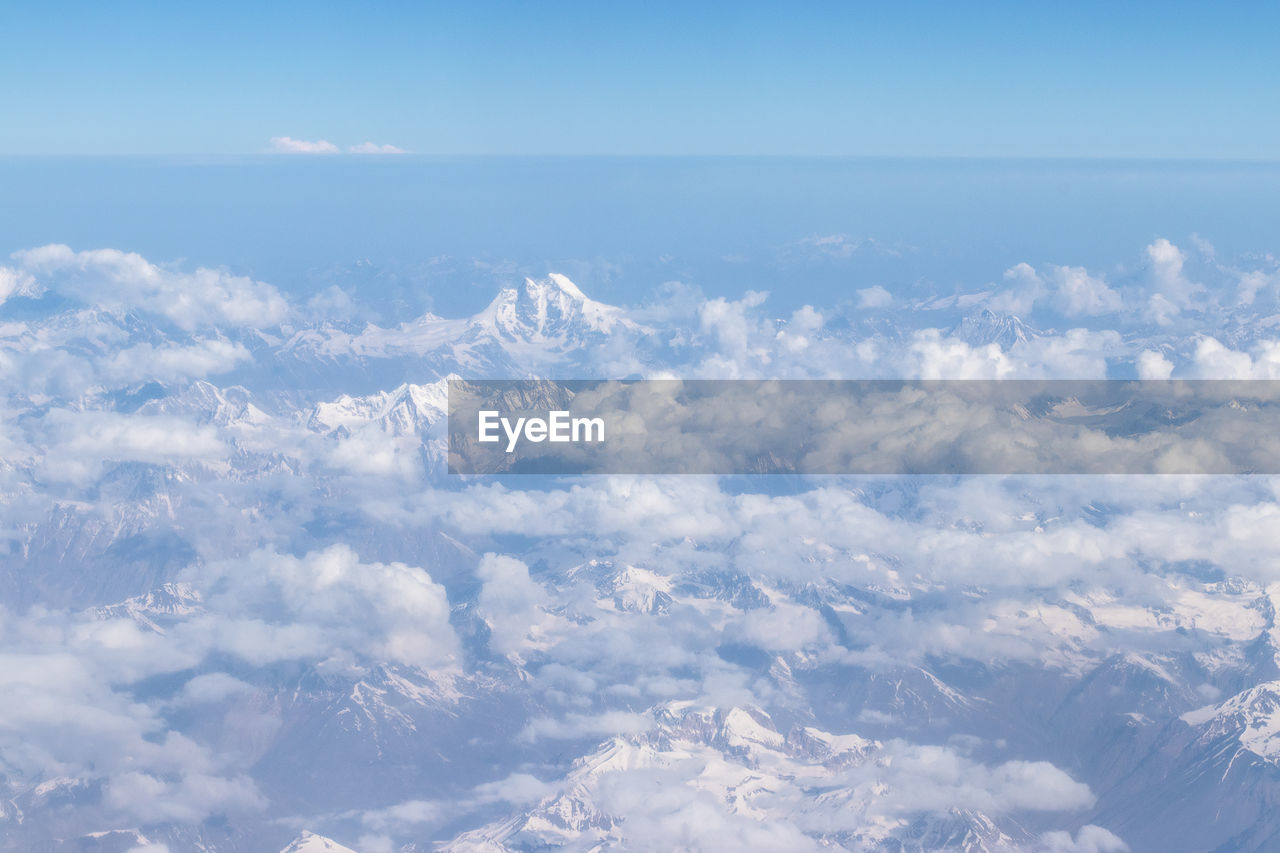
[270,137,408,154]
[270,136,340,154]
[350,141,408,154]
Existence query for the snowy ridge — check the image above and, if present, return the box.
[1182,681,1280,761]
[307,379,449,436]
[286,274,644,373]
[444,704,1028,853]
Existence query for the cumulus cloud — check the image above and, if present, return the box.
[0,266,40,305]
[0,542,464,829]
[194,545,460,670]
[1187,336,1280,379]
[3,235,1279,847]
[1050,265,1124,316]
[476,553,550,657]
[104,768,265,824]
[698,290,771,368]
[990,262,1122,317]
[10,244,290,330]
[1137,349,1174,379]
[1144,238,1204,323]
[327,430,424,478]
[907,330,1013,378]
[270,136,340,154]
[0,621,266,826]
[732,599,832,652]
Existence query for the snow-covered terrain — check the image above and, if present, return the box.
[2,239,1280,851]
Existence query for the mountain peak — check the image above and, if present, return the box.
[537,272,588,300]
[477,273,631,343]
[951,308,1037,349]
[280,831,358,853]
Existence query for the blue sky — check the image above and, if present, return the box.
[3,0,1278,157]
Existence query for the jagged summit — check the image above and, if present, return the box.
[281,273,641,374]
[474,273,632,343]
[1183,681,1280,762]
[441,703,1021,852]
[308,379,448,436]
[950,308,1037,349]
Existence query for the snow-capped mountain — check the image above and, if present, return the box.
[950,309,1038,349]
[280,833,358,853]
[307,380,448,436]
[3,246,1280,852]
[444,704,1028,853]
[281,274,647,376]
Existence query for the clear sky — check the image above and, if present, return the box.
[3,0,1278,158]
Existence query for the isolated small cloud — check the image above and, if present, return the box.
[270,136,340,154]
[349,142,408,154]
[857,285,893,309]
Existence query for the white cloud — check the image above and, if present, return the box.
[476,553,550,657]
[1236,269,1278,307]
[270,136,340,154]
[36,410,226,483]
[1144,238,1204,321]
[1137,349,1174,379]
[104,768,265,824]
[1147,237,1186,287]
[472,772,559,805]
[306,284,357,320]
[195,545,460,670]
[10,244,290,330]
[989,262,1044,315]
[908,330,1013,378]
[0,266,39,305]
[328,430,423,478]
[520,710,653,742]
[101,339,251,383]
[857,285,893,309]
[350,142,408,154]
[174,673,255,706]
[733,600,832,652]
[1037,825,1130,852]
[1013,328,1121,378]
[1048,265,1123,316]
[1188,337,1280,379]
[989,262,1121,317]
[699,291,771,366]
